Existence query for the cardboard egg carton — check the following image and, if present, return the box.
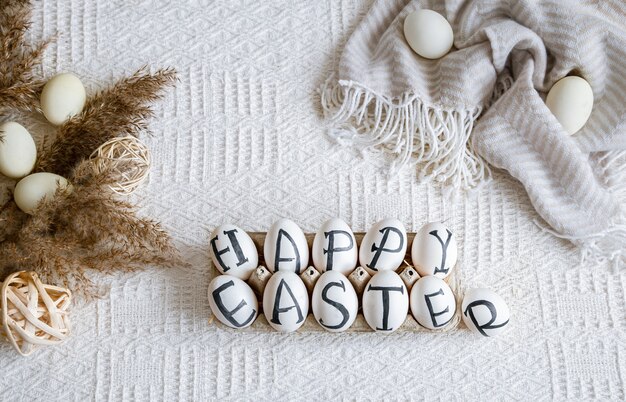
[209,232,463,333]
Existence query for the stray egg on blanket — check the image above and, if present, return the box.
[264,218,309,274]
[410,276,456,330]
[404,9,454,59]
[411,222,457,278]
[14,172,71,214]
[362,270,408,333]
[209,224,258,280]
[263,271,309,332]
[208,275,258,329]
[40,73,86,125]
[312,271,358,332]
[545,76,593,135]
[360,218,407,275]
[0,122,37,179]
[312,218,358,275]
[461,288,510,337]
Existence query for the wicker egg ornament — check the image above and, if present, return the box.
[1,271,72,356]
[90,136,151,195]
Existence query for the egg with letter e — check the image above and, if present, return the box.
[208,275,258,329]
[40,73,87,125]
[461,288,510,337]
[264,218,309,274]
[263,271,309,332]
[209,224,258,280]
[360,218,407,276]
[0,122,37,179]
[404,9,454,59]
[312,218,357,275]
[411,222,457,279]
[14,172,71,214]
[410,276,456,330]
[362,270,408,333]
[312,271,358,332]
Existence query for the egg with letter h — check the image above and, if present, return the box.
[209,224,258,280]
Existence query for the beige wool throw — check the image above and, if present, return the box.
[321,0,626,265]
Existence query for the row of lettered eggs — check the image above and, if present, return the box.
[0,73,85,213]
[404,9,593,135]
[208,218,510,336]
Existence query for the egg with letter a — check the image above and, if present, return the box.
[312,218,357,275]
[362,270,408,333]
[312,271,358,332]
[0,122,37,179]
[14,172,71,214]
[209,224,258,280]
[404,9,454,59]
[263,271,309,332]
[360,218,407,276]
[40,73,87,125]
[208,275,258,329]
[545,76,593,135]
[411,222,457,279]
[264,218,309,274]
[462,288,510,337]
[410,276,456,330]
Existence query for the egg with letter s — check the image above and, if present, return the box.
[461,288,510,337]
[0,122,37,179]
[360,218,407,275]
[312,271,358,332]
[264,218,309,274]
[362,270,408,333]
[40,73,87,125]
[14,172,71,214]
[312,218,357,275]
[209,224,258,280]
[545,76,593,135]
[263,271,309,332]
[208,275,258,329]
[404,9,454,59]
[411,222,457,278]
[410,276,456,330]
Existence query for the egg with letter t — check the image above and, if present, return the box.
[312,271,358,332]
[461,288,510,337]
[208,275,258,329]
[209,224,258,280]
[362,270,408,333]
[411,222,457,279]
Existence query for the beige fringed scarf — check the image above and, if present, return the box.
[321,0,626,266]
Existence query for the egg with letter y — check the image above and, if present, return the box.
[411,222,457,279]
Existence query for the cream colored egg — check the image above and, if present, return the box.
[14,172,71,214]
[404,9,454,59]
[545,76,593,135]
[0,122,37,178]
[40,73,86,125]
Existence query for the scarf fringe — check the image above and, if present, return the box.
[319,78,489,190]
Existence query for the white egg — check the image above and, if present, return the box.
[263,271,309,332]
[410,276,456,330]
[0,122,37,179]
[362,270,408,332]
[14,172,71,214]
[264,218,309,274]
[461,288,510,337]
[209,224,258,280]
[360,218,407,275]
[545,76,593,135]
[404,9,454,59]
[312,218,357,275]
[208,275,258,329]
[411,222,457,278]
[312,271,358,332]
[40,73,87,125]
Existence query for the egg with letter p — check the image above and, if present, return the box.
[360,218,407,276]
[263,271,309,332]
[264,218,309,274]
[410,276,456,330]
[312,218,357,275]
[312,271,358,332]
[462,288,510,337]
[411,222,457,278]
[208,275,258,329]
[362,270,408,333]
[209,224,258,280]
[0,122,37,179]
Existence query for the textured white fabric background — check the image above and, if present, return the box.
[1,1,625,401]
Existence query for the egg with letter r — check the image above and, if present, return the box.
[462,288,510,337]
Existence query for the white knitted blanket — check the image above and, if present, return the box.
[321,0,626,265]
